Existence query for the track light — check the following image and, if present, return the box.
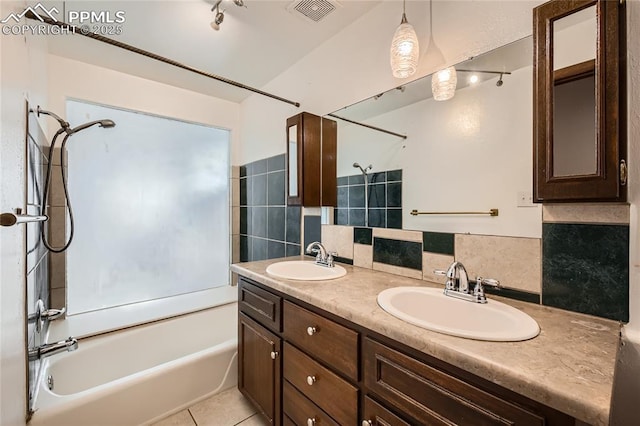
[210,0,247,31]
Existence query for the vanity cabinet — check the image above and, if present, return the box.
[238,279,283,425]
[286,112,337,207]
[237,276,575,426]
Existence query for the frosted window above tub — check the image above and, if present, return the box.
[65,100,230,315]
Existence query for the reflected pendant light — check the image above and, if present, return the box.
[390,0,419,79]
[432,66,457,101]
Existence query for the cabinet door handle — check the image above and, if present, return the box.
[307,326,318,336]
[270,351,278,360]
[362,421,373,426]
[307,418,317,426]
[306,375,317,386]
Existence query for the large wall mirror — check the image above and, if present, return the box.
[533,0,625,202]
[329,36,541,238]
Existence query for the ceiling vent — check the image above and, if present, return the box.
[287,0,341,23]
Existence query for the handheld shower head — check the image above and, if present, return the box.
[68,119,116,135]
[353,163,373,174]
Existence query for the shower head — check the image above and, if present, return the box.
[36,106,70,131]
[67,119,116,135]
[353,163,373,174]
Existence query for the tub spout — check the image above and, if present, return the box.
[28,337,78,361]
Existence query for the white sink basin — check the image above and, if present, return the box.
[377,286,539,341]
[266,261,347,281]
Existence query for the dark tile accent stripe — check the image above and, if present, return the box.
[373,237,422,271]
[354,227,373,245]
[334,256,354,265]
[483,287,541,304]
[542,223,629,322]
[423,232,455,255]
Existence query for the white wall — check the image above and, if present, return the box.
[47,55,241,153]
[0,1,49,424]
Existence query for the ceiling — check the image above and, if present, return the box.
[46,0,382,103]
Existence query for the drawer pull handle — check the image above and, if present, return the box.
[307,326,318,336]
[270,351,278,360]
[306,375,317,386]
[307,418,317,426]
[362,421,373,426]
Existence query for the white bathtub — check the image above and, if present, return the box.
[29,302,238,426]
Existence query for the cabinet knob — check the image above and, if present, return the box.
[270,351,278,360]
[362,421,373,426]
[307,326,318,336]
[306,375,317,386]
[307,418,317,426]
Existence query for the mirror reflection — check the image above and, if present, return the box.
[330,36,541,238]
[288,125,299,197]
[551,5,598,177]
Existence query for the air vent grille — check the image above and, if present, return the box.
[290,0,338,22]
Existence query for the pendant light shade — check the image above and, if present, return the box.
[390,9,419,79]
[432,66,457,101]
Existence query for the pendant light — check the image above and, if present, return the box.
[432,66,457,101]
[390,0,419,79]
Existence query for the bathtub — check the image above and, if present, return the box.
[29,302,238,426]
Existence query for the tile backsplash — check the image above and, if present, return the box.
[320,203,630,322]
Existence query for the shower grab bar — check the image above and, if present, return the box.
[410,208,499,217]
[0,209,48,227]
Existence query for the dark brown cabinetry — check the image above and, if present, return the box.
[286,112,337,207]
[238,276,575,426]
[533,0,626,202]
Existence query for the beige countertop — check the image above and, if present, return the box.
[231,257,620,426]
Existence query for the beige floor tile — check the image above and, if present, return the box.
[236,413,269,426]
[189,388,256,426]
[153,409,196,426]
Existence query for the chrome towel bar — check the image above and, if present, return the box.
[410,209,499,217]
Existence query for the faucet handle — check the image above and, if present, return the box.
[433,269,447,276]
[481,278,500,288]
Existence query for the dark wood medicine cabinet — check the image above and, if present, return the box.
[286,112,337,207]
[533,0,626,202]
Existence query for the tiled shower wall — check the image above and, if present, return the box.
[322,203,629,322]
[238,154,302,262]
[335,169,402,229]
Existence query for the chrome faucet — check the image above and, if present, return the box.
[435,261,500,303]
[28,337,78,361]
[305,241,335,267]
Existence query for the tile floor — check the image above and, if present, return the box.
[153,388,269,426]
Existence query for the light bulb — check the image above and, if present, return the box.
[469,74,479,84]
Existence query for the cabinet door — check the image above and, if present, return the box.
[239,313,281,425]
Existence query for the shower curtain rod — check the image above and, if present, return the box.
[27,13,301,108]
[327,113,407,139]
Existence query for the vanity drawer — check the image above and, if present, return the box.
[283,300,358,380]
[362,396,412,426]
[239,278,282,332]
[284,342,358,425]
[283,380,339,426]
[363,338,545,426]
